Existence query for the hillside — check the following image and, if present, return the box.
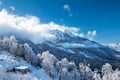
[20,30,120,69]
[0,36,120,80]
[0,50,52,80]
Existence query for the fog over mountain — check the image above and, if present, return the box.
[0,9,96,44]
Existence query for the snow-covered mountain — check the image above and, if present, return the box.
[18,30,120,69]
[1,29,120,69]
[107,43,120,52]
[0,35,120,80]
[1,9,120,69]
[1,8,120,80]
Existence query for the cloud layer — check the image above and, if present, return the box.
[0,9,80,43]
[63,4,71,12]
[87,30,96,40]
[0,9,96,43]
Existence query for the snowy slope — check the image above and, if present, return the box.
[1,30,120,70]
[107,43,120,52]
[29,30,120,69]
[50,30,102,48]
[0,50,52,80]
[58,41,101,48]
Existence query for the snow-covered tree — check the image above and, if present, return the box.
[16,43,24,56]
[101,63,120,80]
[56,58,69,80]
[9,36,19,55]
[68,61,77,72]
[9,41,18,55]
[23,43,38,65]
[68,61,80,80]
[93,68,101,80]
[41,51,58,69]
[112,69,120,80]
[9,36,17,45]
[41,51,58,78]
[79,61,94,80]
[67,70,80,80]
[102,63,113,80]
[1,36,10,50]
[56,58,69,71]
[37,53,42,67]
[57,59,80,80]
[3,36,17,52]
[60,68,69,80]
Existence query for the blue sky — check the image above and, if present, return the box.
[0,0,120,44]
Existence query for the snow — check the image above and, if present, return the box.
[32,69,52,80]
[59,41,100,49]
[0,50,52,80]
[67,49,75,54]
[0,51,20,71]
[107,43,120,51]
[15,66,28,70]
[80,52,92,58]
[57,47,75,54]
[59,43,85,48]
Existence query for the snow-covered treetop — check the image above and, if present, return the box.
[102,63,113,75]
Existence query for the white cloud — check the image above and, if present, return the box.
[0,9,97,44]
[87,30,96,40]
[10,6,15,11]
[0,9,80,44]
[63,4,73,16]
[63,4,70,12]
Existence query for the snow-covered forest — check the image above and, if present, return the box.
[0,36,120,80]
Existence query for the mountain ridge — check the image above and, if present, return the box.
[13,30,120,69]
